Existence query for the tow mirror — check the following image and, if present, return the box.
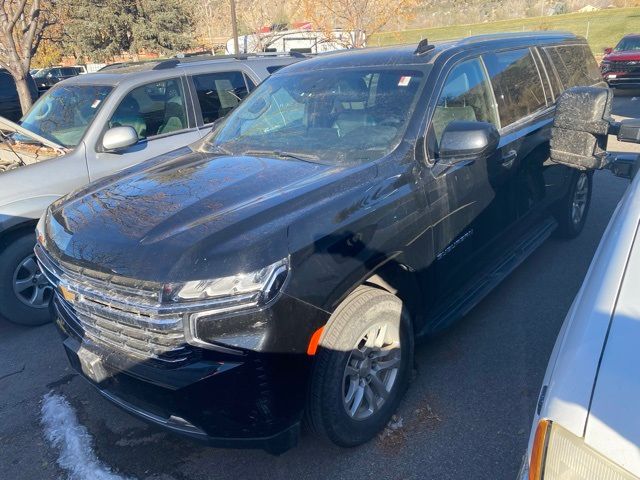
[550,86,612,170]
[618,118,640,144]
[102,126,139,152]
[439,120,500,161]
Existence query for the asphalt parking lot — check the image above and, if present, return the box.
[0,94,636,480]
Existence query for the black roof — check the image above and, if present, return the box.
[282,31,580,73]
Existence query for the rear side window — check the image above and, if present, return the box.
[483,49,547,128]
[192,71,250,125]
[429,58,499,154]
[109,78,188,139]
[536,48,562,99]
[543,45,601,89]
[60,67,77,76]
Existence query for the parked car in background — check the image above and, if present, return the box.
[0,53,302,326]
[37,32,603,453]
[33,66,81,93]
[601,34,640,89]
[0,69,38,123]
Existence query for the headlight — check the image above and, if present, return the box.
[601,61,611,72]
[163,258,289,313]
[529,420,637,480]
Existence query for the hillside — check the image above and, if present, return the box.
[371,6,640,55]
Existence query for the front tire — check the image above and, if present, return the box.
[0,232,53,326]
[554,170,592,239]
[306,286,414,447]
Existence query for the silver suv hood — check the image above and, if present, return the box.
[0,116,67,172]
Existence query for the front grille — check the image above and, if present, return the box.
[36,245,191,363]
[606,60,640,73]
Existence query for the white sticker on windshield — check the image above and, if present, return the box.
[398,76,411,87]
[91,99,101,109]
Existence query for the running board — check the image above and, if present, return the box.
[419,216,558,337]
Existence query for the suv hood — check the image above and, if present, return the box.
[603,51,640,62]
[44,149,364,281]
[0,116,66,172]
[0,116,66,151]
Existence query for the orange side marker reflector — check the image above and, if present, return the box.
[307,327,324,356]
[529,419,551,480]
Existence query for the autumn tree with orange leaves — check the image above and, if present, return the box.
[301,0,418,48]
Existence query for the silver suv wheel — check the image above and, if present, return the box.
[12,253,52,308]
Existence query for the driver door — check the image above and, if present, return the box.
[88,77,200,181]
[423,57,515,295]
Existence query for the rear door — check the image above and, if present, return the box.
[424,57,510,292]
[88,76,200,180]
[482,48,557,220]
[188,70,255,133]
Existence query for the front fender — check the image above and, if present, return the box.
[0,194,61,235]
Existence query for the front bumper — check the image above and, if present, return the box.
[52,294,310,454]
[603,73,640,87]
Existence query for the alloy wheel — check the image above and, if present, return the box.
[342,322,402,421]
[571,173,589,226]
[12,254,53,308]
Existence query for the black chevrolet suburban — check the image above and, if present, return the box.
[37,32,602,453]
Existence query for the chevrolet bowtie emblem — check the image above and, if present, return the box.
[58,284,76,303]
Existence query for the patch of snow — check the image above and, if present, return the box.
[41,392,134,480]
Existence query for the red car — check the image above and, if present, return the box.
[601,34,640,88]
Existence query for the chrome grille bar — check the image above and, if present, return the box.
[36,244,190,363]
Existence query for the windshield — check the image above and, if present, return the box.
[33,69,49,78]
[615,37,640,52]
[16,85,112,148]
[205,67,428,164]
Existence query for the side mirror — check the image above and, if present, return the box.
[604,47,613,55]
[550,86,612,170]
[439,121,499,161]
[102,126,139,152]
[618,118,640,144]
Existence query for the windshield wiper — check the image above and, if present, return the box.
[208,144,233,155]
[241,149,320,163]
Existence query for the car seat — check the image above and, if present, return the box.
[110,96,147,139]
[158,83,186,135]
[432,72,477,141]
[331,77,375,137]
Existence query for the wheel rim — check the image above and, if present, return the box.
[342,322,401,421]
[12,254,53,309]
[571,173,589,226]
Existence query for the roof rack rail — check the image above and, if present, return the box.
[414,39,435,56]
[151,51,310,70]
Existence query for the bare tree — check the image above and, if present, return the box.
[0,0,56,113]
[302,0,418,48]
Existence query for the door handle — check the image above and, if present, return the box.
[501,150,517,168]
